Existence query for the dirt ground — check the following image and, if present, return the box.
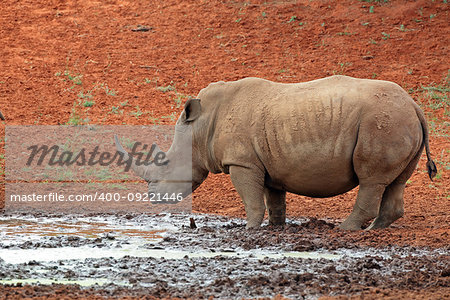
[0,0,449,299]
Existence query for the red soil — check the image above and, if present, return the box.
[0,0,448,298]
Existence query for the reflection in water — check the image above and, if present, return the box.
[0,217,165,241]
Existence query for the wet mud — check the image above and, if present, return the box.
[0,213,449,299]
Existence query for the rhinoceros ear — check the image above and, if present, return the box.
[184,99,201,122]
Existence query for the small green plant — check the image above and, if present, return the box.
[235,18,241,23]
[78,90,93,100]
[111,106,121,114]
[55,70,83,86]
[67,101,89,125]
[56,67,120,124]
[287,16,297,23]
[137,77,157,86]
[398,24,407,31]
[94,168,112,180]
[104,86,117,96]
[131,106,144,118]
[148,114,161,125]
[107,101,128,116]
[381,32,390,40]
[435,150,450,175]
[333,62,352,75]
[419,70,450,117]
[337,31,352,36]
[160,112,177,122]
[369,6,374,13]
[434,171,442,180]
[157,82,176,93]
[156,81,192,110]
[369,38,377,44]
[83,100,95,107]
[427,119,449,137]
[173,94,186,109]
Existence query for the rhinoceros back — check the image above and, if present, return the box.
[201,76,421,197]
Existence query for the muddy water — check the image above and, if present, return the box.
[0,213,448,299]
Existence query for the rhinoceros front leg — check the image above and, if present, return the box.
[229,166,266,229]
[339,183,385,230]
[264,187,286,226]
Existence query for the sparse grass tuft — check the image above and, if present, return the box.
[419,70,450,117]
[157,82,176,93]
[56,65,119,124]
[287,16,297,23]
[83,100,95,107]
[397,24,410,32]
[156,81,192,109]
[131,106,144,118]
[333,62,352,75]
[414,71,450,137]
[67,100,89,125]
[337,31,352,36]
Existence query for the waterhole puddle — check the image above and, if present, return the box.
[0,215,172,247]
[0,244,341,264]
[0,278,126,287]
[0,214,340,266]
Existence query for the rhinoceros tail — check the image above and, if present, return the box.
[426,160,437,181]
[413,103,437,181]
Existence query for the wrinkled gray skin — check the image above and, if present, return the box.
[116,75,437,230]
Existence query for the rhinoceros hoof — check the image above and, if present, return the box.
[338,222,362,231]
[268,219,286,226]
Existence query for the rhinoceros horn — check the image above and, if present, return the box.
[0,111,4,120]
[114,134,156,181]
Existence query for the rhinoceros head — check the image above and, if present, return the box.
[115,99,209,199]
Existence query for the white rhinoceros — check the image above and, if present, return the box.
[116,75,437,230]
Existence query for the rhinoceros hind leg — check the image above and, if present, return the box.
[366,146,421,230]
[229,166,266,229]
[339,183,385,230]
[366,182,405,230]
[264,187,286,226]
